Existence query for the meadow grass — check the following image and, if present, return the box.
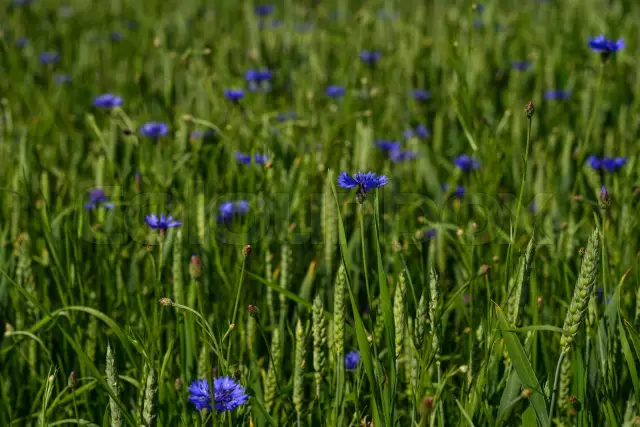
[1,0,640,426]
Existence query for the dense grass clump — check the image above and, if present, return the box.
[1,1,640,426]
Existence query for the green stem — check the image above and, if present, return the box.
[358,205,373,307]
[227,258,247,363]
[512,117,533,245]
[549,348,567,423]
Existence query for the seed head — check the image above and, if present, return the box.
[242,244,252,257]
[247,304,260,317]
[525,100,535,118]
[159,297,173,307]
[68,371,77,389]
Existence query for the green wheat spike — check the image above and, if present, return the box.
[293,319,306,417]
[106,344,122,427]
[142,367,157,427]
[312,294,327,398]
[173,228,184,303]
[333,264,346,357]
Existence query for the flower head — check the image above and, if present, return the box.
[40,52,60,65]
[375,140,400,152]
[190,129,216,142]
[544,89,571,100]
[245,69,272,83]
[588,35,624,53]
[110,31,123,42]
[224,89,245,102]
[326,85,346,99]
[94,93,123,109]
[277,111,297,122]
[139,122,169,139]
[453,155,480,172]
[85,189,114,210]
[255,4,275,17]
[337,171,388,202]
[587,155,626,172]
[360,50,382,65]
[187,376,248,413]
[145,214,182,231]
[217,201,249,223]
[345,351,361,370]
[235,151,269,165]
[411,89,431,101]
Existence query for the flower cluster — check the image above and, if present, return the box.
[345,350,361,370]
[84,189,114,210]
[235,151,269,165]
[338,171,388,202]
[453,155,480,172]
[145,214,182,231]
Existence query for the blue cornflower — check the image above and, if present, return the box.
[454,186,465,198]
[255,4,275,16]
[217,200,249,223]
[411,89,431,101]
[337,171,388,202]
[224,89,245,102]
[326,85,346,99]
[475,4,485,13]
[375,140,400,152]
[544,90,571,100]
[588,35,624,53]
[84,189,114,210]
[93,93,123,109]
[390,149,418,162]
[15,37,29,48]
[139,122,169,139]
[54,73,72,85]
[345,351,361,370]
[40,52,60,65]
[187,377,248,413]
[587,155,626,172]
[453,155,480,172]
[235,151,269,165]
[245,69,272,83]
[511,61,532,71]
[425,228,437,239]
[360,50,382,65]
[145,214,182,231]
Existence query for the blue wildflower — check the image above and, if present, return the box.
[475,4,485,13]
[235,151,269,165]
[375,140,400,152]
[360,51,382,65]
[15,37,29,48]
[217,200,249,223]
[40,52,60,65]
[390,149,418,162]
[187,377,248,413]
[84,189,114,210]
[93,93,123,109]
[587,155,626,172]
[588,35,624,53]
[545,90,571,100]
[326,85,346,99]
[454,186,465,198]
[345,351,361,370]
[411,89,431,101]
[511,61,532,71]
[453,155,480,172]
[425,228,437,239]
[139,122,169,139]
[255,4,275,16]
[245,69,272,83]
[54,73,71,85]
[337,171,388,202]
[145,214,182,231]
[224,89,245,102]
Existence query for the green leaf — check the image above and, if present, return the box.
[497,369,522,426]
[495,303,549,427]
